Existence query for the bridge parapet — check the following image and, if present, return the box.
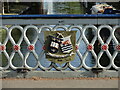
[0,15,120,76]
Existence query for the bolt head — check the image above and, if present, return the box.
[116,45,120,51]
[87,44,93,51]
[13,45,20,51]
[101,44,108,51]
[28,45,34,51]
[0,45,6,51]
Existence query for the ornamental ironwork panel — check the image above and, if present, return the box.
[0,16,120,71]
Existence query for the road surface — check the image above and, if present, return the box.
[2,78,119,88]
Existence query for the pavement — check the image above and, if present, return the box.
[2,78,119,88]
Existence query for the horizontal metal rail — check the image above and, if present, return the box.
[1,14,120,18]
[0,15,120,71]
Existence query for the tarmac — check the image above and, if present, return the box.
[2,78,119,88]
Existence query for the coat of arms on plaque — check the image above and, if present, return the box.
[44,31,76,64]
